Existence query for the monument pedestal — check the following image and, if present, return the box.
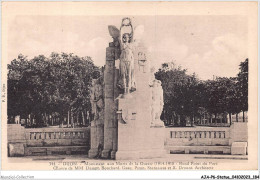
[116,123,166,160]
[115,94,166,160]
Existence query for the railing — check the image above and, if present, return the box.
[26,130,86,140]
[170,131,226,139]
[24,127,90,147]
[165,127,230,146]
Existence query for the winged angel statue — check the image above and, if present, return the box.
[108,18,144,94]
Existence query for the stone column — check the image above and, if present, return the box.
[102,42,120,159]
[88,119,104,158]
[8,124,26,156]
[111,68,120,159]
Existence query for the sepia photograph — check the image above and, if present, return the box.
[1,1,258,179]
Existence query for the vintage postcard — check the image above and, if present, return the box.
[1,1,259,179]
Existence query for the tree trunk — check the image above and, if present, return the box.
[82,111,85,126]
[243,111,245,122]
[44,114,46,125]
[63,117,66,128]
[180,115,185,127]
[33,115,35,126]
[229,113,232,125]
[236,113,238,122]
[77,112,79,125]
[173,113,176,126]
[25,114,28,127]
[48,114,50,126]
[67,110,70,127]
[28,114,31,126]
[23,116,28,127]
[86,110,90,126]
[71,111,74,128]
[33,114,35,126]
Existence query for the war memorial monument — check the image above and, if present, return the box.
[6,17,249,162]
[88,17,166,160]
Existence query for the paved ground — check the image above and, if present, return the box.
[7,154,248,163]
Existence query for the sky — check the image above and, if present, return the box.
[8,15,248,80]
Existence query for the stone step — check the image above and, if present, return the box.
[165,145,231,154]
[25,146,89,156]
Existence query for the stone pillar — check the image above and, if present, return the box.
[111,68,120,159]
[7,124,26,157]
[229,122,248,145]
[88,69,105,158]
[88,120,104,158]
[229,122,248,155]
[102,42,120,159]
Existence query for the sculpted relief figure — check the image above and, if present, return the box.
[138,52,147,73]
[90,76,104,122]
[108,18,145,95]
[150,79,164,127]
[108,18,145,124]
[117,17,136,94]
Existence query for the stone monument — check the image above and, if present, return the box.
[89,17,166,160]
[88,70,105,158]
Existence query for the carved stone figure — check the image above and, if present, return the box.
[149,66,156,86]
[138,52,147,73]
[117,99,137,124]
[90,77,104,121]
[150,79,164,127]
[117,17,136,94]
[108,18,145,95]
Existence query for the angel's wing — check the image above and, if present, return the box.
[108,25,120,39]
[133,25,144,46]
[134,25,144,41]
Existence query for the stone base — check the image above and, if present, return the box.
[116,123,166,160]
[88,148,99,158]
[116,149,166,160]
[110,150,117,159]
[115,150,140,160]
[101,149,112,159]
[8,143,25,157]
[150,120,165,128]
[139,149,166,159]
[231,142,247,155]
